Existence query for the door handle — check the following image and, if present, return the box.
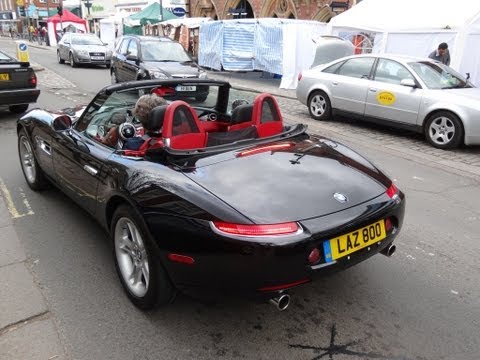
[83,165,98,176]
[369,88,377,92]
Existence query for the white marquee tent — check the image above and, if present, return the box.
[328,0,480,86]
[99,11,130,50]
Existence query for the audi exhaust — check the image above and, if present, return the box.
[381,244,397,257]
[270,293,291,311]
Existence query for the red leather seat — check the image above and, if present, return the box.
[251,93,284,138]
[162,100,207,150]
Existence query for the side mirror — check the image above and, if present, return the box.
[400,78,416,88]
[126,54,138,62]
[53,115,72,131]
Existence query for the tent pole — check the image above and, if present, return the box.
[160,0,164,22]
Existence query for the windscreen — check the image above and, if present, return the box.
[409,61,472,89]
[141,41,192,62]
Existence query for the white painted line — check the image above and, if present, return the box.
[19,187,35,216]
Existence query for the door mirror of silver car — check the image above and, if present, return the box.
[53,115,73,131]
[400,78,416,88]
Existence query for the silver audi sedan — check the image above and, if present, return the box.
[57,33,112,68]
[296,54,480,149]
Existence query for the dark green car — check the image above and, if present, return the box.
[0,50,40,114]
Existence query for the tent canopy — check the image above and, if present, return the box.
[48,9,86,25]
[126,2,177,26]
[329,0,480,32]
[328,0,480,86]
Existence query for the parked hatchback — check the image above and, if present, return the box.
[57,33,112,68]
[111,35,207,84]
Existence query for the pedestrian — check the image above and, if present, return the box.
[428,42,450,66]
[9,27,13,38]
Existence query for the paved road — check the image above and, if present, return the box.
[1,37,479,360]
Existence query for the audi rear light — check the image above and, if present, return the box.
[386,182,398,198]
[298,72,303,81]
[212,221,299,236]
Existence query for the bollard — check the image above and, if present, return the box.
[15,40,30,62]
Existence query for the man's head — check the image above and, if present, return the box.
[438,42,448,56]
[133,94,167,128]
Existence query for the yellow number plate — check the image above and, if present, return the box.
[323,220,386,262]
[0,73,10,81]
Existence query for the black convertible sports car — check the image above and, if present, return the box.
[17,79,405,311]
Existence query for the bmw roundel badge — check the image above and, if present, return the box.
[333,192,348,203]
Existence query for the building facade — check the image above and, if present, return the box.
[190,0,356,22]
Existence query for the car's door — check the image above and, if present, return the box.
[364,58,423,125]
[50,93,114,214]
[330,57,376,115]
[114,38,130,82]
[123,39,140,81]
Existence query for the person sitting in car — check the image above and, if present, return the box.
[123,94,167,151]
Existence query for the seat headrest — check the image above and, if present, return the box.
[231,104,254,125]
[146,105,168,136]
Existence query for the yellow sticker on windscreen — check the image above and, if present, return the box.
[377,91,396,105]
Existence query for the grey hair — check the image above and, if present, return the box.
[133,94,167,126]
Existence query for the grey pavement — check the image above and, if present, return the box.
[0,192,66,358]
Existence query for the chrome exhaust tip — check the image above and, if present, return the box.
[270,294,290,311]
[381,244,397,257]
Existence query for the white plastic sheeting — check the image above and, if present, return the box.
[199,19,327,89]
[328,0,480,86]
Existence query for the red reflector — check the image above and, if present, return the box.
[386,182,398,198]
[212,222,299,236]
[236,142,294,157]
[298,72,303,81]
[167,253,195,265]
[308,248,321,265]
[385,218,393,232]
[258,279,310,292]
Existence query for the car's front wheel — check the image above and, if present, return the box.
[18,129,49,191]
[308,90,331,121]
[9,104,29,114]
[424,111,463,149]
[111,205,175,310]
[57,51,64,64]
[69,53,77,68]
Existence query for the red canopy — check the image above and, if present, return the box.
[47,9,87,25]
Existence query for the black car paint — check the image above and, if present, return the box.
[17,79,405,300]
[0,51,40,107]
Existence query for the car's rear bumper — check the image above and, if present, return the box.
[145,192,406,301]
[0,88,40,106]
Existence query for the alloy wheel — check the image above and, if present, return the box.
[428,116,456,146]
[310,94,327,117]
[19,136,36,184]
[114,217,150,297]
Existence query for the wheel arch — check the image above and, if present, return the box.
[307,86,332,105]
[105,195,135,230]
[422,108,465,140]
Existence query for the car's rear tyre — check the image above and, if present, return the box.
[18,129,49,191]
[57,51,64,64]
[69,53,77,68]
[9,104,29,114]
[308,90,332,121]
[111,205,175,310]
[424,111,463,149]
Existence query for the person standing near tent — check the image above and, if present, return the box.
[428,42,451,66]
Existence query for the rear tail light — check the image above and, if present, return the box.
[29,73,37,87]
[298,72,303,81]
[211,221,300,237]
[386,182,399,198]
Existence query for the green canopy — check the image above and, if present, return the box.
[128,2,177,26]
